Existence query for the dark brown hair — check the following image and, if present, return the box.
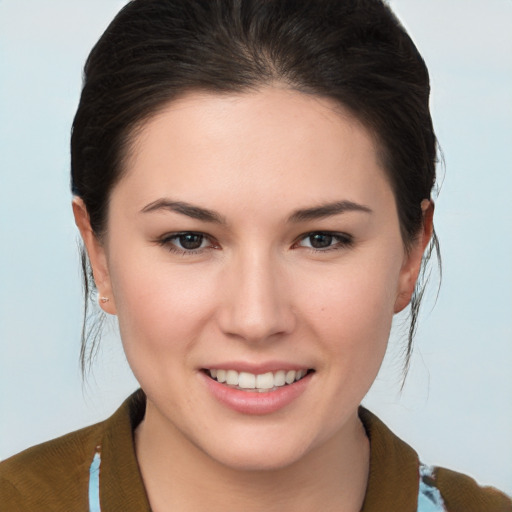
[71,0,440,377]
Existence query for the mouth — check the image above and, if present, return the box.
[203,368,314,393]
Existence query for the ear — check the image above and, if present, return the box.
[72,197,117,315]
[394,199,434,313]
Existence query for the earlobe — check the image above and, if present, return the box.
[72,197,117,315]
[394,199,434,313]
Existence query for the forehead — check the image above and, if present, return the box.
[117,87,390,214]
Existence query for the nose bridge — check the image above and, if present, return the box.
[218,246,294,342]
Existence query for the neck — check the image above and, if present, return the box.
[135,401,370,512]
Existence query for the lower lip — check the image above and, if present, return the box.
[200,371,312,415]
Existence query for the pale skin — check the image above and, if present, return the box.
[73,86,433,512]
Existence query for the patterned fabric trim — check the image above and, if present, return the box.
[417,463,447,512]
[88,448,102,512]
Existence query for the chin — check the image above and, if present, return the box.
[194,424,319,473]
[207,443,308,473]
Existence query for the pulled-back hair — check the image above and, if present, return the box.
[71,0,440,377]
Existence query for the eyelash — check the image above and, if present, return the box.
[156,231,353,255]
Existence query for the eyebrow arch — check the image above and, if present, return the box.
[288,200,372,223]
[140,199,226,224]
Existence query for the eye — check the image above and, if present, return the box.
[157,232,217,254]
[175,233,207,250]
[296,232,353,251]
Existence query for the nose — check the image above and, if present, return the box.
[217,250,296,343]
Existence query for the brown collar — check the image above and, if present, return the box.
[98,391,419,511]
[359,407,419,511]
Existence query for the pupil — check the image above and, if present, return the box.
[310,233,332,249]
[179,234,203,250]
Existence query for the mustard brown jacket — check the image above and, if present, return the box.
[1,390,510,511]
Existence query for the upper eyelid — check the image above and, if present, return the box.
[160,230,205,238]
[159,231,214,241]
[296,230,353,241]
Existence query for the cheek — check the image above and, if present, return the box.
[304,252,402,366]
[108,249,218,363]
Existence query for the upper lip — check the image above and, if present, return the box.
[201,361,313,374]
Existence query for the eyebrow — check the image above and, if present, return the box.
[140,198,372,224]
[287,200,372,223]
[140,199,226,224]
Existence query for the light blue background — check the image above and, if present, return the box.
[1,0,511,494]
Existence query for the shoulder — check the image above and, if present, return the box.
[359,407,511,512]
[0,420,104,511]
[0,390,147,511]
[433,466,512,512]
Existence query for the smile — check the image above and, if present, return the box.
[206,369,311,392]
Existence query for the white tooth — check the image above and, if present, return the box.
[216,369,227,383]
[256,372,274,389]
[210,369,217,378]
[238,372,256,389]
[226,370,239,385]
[274,370,286,387]
[285,370,296,384]
[295,370,304,381]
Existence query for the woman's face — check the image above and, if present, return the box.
[79,87,428,470]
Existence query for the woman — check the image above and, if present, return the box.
[1,0,510,510]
